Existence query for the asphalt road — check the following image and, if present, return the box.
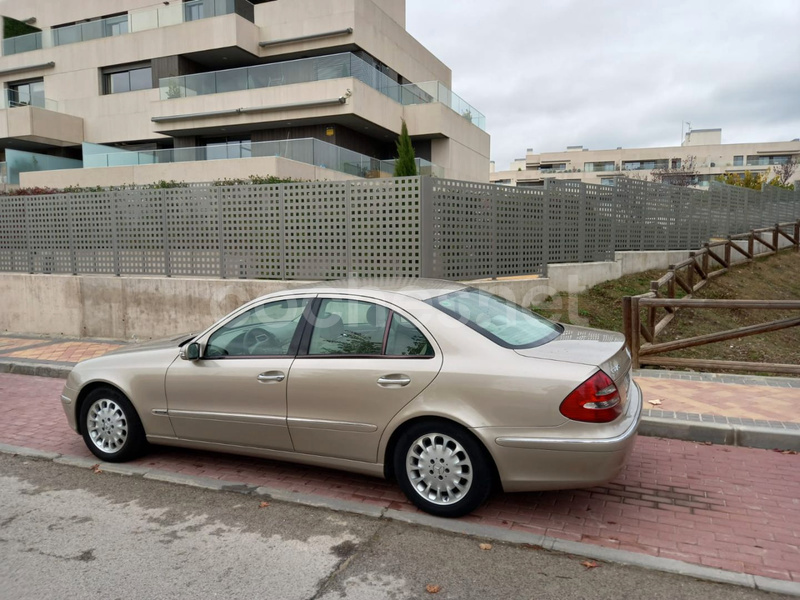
[0,454,789,600]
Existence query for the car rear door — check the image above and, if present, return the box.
[287,295,443,463]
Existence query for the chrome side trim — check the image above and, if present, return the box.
[151,409,168,416]
[168,409,286,426]
[287,417,377,433]
[60,394,72,405]
[495,381,643,450]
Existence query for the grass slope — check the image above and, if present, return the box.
[533,249,800,372]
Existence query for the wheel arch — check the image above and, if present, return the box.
[382,415,501,488]
[74,381,132,435]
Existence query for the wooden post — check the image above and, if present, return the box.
[648,282,658,338]
[622,296,633,352]
[702,244,710,275]
[795,220,800,253]
[748,230,755,257]
[667,268,676,299]
[773,224,780,254]
[630,297,641,369]
[687,252,696,289]
[724,236,732,266]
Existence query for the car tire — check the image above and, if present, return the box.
[80,387,148,463]
[393,420,493,518]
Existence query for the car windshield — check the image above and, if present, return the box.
[429,288,562,349]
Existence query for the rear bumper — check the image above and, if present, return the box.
[475,380,643,493]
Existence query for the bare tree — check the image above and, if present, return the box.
[650,155,699,187]
[770,156,797,187]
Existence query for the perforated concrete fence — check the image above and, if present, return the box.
[0,178,423,279]
[1,177,798,280]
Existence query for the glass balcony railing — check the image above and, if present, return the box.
[83,137,444,179]
[159,52,487,131]
[2,0,253,56]
[0,89,59,112]
[0,162,7,184]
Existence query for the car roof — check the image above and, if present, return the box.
[262,278,468,303]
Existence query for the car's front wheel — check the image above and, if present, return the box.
[80,387,147,463]
[394,420,494,518]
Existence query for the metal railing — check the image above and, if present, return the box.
[2,0,253,55]
[159,52,487,131]
[83,138,444,178]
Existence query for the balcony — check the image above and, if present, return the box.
[2,0,255,56]
[83,138,444,179]
[159,52,487,131]
[1,89,59,112]
[0,90,83,147]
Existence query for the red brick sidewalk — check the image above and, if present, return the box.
[0,373,797,583]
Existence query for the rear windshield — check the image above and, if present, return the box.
[428,288,562,349]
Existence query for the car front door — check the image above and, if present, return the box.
[165,296,313,451]
[287,296,443,463]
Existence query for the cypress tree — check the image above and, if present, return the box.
[393,120,418,177]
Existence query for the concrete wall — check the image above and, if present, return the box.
[4,243,794,340]
[0,274,315,340]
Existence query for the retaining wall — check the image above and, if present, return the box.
[3,240,792,340]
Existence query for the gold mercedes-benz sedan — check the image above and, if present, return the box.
[60,279,642,517]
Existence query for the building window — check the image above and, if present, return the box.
[733,155,743,166]
[539,163,566,173]
[203,136,252,160]
[671,158,681,169]
[746,155,790,166]
[6,79,44,107]
[184,0,205,21]
[622,159,668,171]
[105,15,129,37]
[600,178,616,186]
[584,161,615,172]
[102,63,153,94]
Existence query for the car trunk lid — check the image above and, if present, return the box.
[515,324,632,402]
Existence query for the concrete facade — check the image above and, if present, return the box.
[0,0,490,186]
[491,129,800,189]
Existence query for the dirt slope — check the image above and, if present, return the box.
[533,249,800,372]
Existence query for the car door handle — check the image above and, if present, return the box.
[377,375,411,387]
[257,371,285,383]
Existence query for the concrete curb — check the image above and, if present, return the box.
[0,360,71,379]
[1,442,798,597]
[640,416,800,451]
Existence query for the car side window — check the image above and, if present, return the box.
[385,314,434,356]
[205,298,309,358]
[308,299,389,355]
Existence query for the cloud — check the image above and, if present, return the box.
[406,0,800,170]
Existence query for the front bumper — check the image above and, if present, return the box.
[474,380,643,493]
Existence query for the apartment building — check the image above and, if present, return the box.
[490,129,799,188]
[0,0,490,187]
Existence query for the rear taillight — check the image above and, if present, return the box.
[559,371,622,423]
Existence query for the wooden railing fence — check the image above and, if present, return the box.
[623,220,800,375]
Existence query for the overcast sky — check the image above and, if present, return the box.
[406,0,800,170]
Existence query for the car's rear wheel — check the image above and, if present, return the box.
[394,420,493,518]
[80,387,147,463]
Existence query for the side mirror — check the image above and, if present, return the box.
[182,342,201,361]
